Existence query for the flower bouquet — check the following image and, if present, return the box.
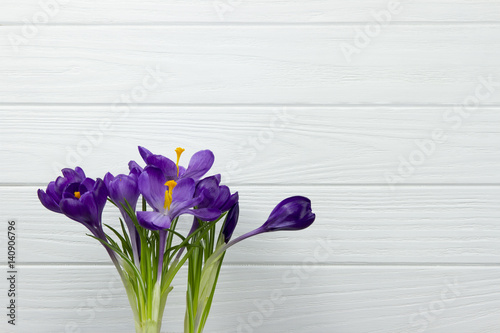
[38,146,315,333]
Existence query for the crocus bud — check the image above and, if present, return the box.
[222,202,239,243]
[104,172,140,209]
[223,196,315,249]
[260,196,315,232]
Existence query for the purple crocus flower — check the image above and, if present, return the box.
[37,167,86,213]
[38,167,125,270]
[182,174,238,244]
[136,166,221,231]
[38,167,108,238]
[104,172,140,210]
[258,196,315,232]
[181,174,238,247]
[203,196,315,270]
[225,196,315,247]
[104,170,141,265]
[137,146,215,182]
[195,174,238,212]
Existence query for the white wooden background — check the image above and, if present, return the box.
[1,1,500,332]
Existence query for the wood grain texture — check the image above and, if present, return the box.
[3,185,500,264]
[1,26,500,104]
[1,0,500,23]
[2,265,499,333]
[1,1,500,331]
[1,106,500,184]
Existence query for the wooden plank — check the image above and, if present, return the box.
[2,265,499,332]
[3,185,500,264]
[1,106,500,184]
[1,1,500,23]
[1,26,500,104]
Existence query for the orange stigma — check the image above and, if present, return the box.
[164,180,177,210]
[175,147,185,176]
[74,191,81,199]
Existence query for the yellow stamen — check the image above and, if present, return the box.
[164,180,177,210]
[74,191,81,199]
[175,147,185,176]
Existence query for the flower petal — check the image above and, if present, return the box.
[60,197,93,226]
[138,146,153,163]
[183,150,214,180]
[138,166,167,211]
[213,174,221,184]
[45,181,61,203]
[80,178,96,192]
[179,207,221,222]
[75,167,86,180]
[79,191,99,226]
[107,174,139,209]
[220,191,239,212]
[146,154,178,180]
[54,176,70,196]
[61,167,85,183]
[37,189,62,213]
[103,172,115,188]
[128,160,143,178]
[194,176,220,208]
[137,211,171,230]
[222,202,239,243]
[92,179,109,220]
[214,186,231,211]
[178,165,186,177]
[168,198,201,221]
[172,178,196,202]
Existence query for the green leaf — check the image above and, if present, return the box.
[87,234,147,299]
[105,223,133,259]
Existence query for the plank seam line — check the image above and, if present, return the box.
[2,103,500,108]
[8,262,500,268]
[4,183,500,188]
[1,22,500,27]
